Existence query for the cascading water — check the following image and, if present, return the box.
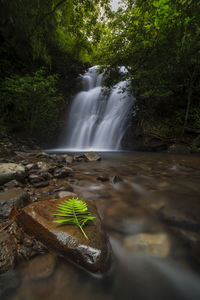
[60,66,134,151]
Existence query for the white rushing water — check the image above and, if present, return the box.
[59,66,135,151]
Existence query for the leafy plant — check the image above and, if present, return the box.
[54,197,96,239]
[0,68,63,137]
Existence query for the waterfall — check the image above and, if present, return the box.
[60,66,135,151]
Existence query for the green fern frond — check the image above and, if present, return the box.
[54,197,96,239]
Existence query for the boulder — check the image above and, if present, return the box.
[123,233,171,258]
[25,163,36,171]
[16,197,111,274]
[28,171,52,186]
[0,163,26,185]
[4,180,23,189]
[0,188,30,220]
[35,152,49,158]
[32,181,49,188]
[36,162,56,173]
[57,191,77,198]
[109,176,122,184]
[73,154,86,162]
[0,232,17,273]
[53,167,73,179]
[22,253,56,280]
[84,152,101,161]
[62,154,73,164]
[28,174,44,184]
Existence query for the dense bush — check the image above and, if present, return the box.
[0,68,63,137]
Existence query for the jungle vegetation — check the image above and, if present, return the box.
[96,0,200,142]
[0,0,110,139]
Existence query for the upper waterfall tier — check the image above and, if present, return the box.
[61,66,135,151]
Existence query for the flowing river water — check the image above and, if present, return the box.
[6,152,200,300]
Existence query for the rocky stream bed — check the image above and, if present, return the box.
[0,135,200,300]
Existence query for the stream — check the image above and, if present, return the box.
[5,151,200,300]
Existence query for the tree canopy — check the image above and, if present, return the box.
[95,0,200,137]
[0,0,111,138]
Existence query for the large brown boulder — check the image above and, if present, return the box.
[16,197,111,274]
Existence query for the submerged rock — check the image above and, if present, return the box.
[16,197,111,274]
[62,154,73,164]
[57,191,77,198]
[22,253,56,280]
[158,206,200,233]
[109,175,122,184]
[0,270,20,297]
[0,188,30,220]
[4,179,23,189]
[0,163,26,185]
[73,154,85,162]
[84,152,101,162]
[36,161,55,173]
[96,176,109,182]
[123,233,171,258]
[172,228,200,264]
[33,181,49,188]
[53,167,73,179]
[0,232,17,273]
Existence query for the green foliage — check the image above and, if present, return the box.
[54,197,96,239]
[0,68,63,137]
[95,0,200,136]
[0,0,112,139]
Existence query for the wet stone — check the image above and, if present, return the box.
[0,163,26,185]
[84,152,101,162]
[16,197,111,274]
[57,191,77,198]
[123,233,171,258]
[0,232,17,273]
[73,154,86,162]
[53,167,73,179]
[0,270,20,297]
[109,176,122,184]
[36,161,55,173]
[0,188,30,220]
[33,181,49,188]
[25,163,36,171]
[172,228,200,264]
[22,253,56,281]
[4,179,23,189]
[96,176,109,182]
[158,205,200,233]
[62,154,73,164]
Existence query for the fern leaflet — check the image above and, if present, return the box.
[54,197,95,239]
